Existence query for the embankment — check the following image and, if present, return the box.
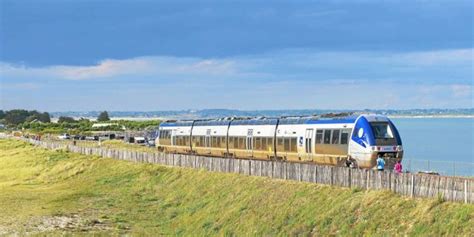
[0,139,472,235]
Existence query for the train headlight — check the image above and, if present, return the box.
[396,146,403,151]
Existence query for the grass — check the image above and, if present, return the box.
[0,139,472,236]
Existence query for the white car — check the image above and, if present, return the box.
[57,133,70,140]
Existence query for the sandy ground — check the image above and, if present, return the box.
[0,214,111,235]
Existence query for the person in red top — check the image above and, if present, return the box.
[394,160,403,174]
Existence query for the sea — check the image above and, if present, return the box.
[390,117,473,176]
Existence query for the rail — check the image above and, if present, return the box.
[403,159,473,177]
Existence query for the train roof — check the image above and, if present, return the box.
[160,114,361,127]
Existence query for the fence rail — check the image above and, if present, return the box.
[4,136,473,204]
[403,159,473,177]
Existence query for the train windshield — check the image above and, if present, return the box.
[370,122,394,139]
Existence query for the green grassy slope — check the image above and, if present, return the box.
[0,139,472,236]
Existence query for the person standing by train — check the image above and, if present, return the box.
[376,155,385,171]
[394,160,402,174]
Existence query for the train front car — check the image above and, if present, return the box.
[348,115,403,169]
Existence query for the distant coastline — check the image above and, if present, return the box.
[51,114,474,122]
[390,115,474,119]
[46,108,473,121]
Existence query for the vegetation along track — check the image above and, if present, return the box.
[0,139,472,235]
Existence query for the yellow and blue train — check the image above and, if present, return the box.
[156,114,403,169]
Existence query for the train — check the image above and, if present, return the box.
[155,114,403,169]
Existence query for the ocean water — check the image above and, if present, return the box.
[390,118,473,176]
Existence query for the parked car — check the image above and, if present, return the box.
[85,136,98,141]
[147,139,155,147]
[73,135,86,140]
[134,137,146,146]
[57,133,70,140]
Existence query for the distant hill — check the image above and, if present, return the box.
[50,108,474,120]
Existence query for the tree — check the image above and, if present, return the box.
[97,111,110,122]
[25,111,51,123]
[39,112,51,123]
[58,116,76,123]
[4,109,30,125]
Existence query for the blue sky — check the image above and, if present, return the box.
[0,0,472,111]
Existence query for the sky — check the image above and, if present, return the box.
[0,0,473,111]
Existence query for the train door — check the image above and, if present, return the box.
[171,130,176,146]
[305,129,314,160]
[205,129,211,154]
[169,130,176,153]
[246,129,254,158]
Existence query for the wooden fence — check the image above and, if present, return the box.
[6,137,474,204]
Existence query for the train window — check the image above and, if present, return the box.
[234,137,239,149]
[370,122,394,139]
[316,130,323,144]
[324,130,331,144]
[262,137,267,150]
[228,137,233,149]
[284,138,290,151]
[221,137,226,148]
[341,131,349,144]
[277,137,284,151]
[267,138,273,150]
[238,137,244,149]
[216,137,221,147]
[332,130,340,144]
[290,137,297,152]
[255,137,261,150]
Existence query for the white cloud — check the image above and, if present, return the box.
[450,84,472,98]
[398,48,473,66]
[0,57,237,80]
[1,48,472,82]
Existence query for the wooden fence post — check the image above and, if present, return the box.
[411,174,415,198]
[366,170,370,190]
[464,180,468,204]
[348,168,351,188]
